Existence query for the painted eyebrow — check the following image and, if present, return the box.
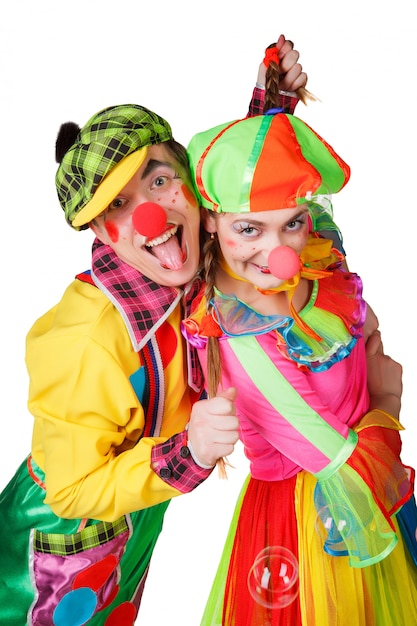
[285,210,308,223]
[141,158,175,179]
[235,210,307,227]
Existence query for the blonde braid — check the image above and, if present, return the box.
[264,43,317,111]
[264,55,281,113]
[202,236,221,397]
[202,233,229,478]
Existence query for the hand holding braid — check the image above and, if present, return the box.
[260,36,318,108]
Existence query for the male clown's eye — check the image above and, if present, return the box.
[153,176,167,188]
[109,198,125,210]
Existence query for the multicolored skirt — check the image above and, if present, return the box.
[0,455,169,625]
[202,472,417,626]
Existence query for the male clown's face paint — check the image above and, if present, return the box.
[90,144,200,287]
[204,205,309,292]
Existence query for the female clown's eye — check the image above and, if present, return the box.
[285,214,308,231]
[233,222,259,236]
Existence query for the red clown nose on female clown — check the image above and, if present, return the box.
[268,246,301,280]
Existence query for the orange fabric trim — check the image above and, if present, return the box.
[27,455,46,491]
[27,457,89,533]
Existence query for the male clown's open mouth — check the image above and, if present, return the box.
[145,224,186,270]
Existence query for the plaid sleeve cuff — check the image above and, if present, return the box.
[151,431,213,492]
[247,86,265,117]
[247,87,299,117]
[277,90,298,114]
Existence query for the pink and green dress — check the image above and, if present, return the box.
[183,256,417,626]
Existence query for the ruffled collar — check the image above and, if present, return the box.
[219,235,343,341]
[182,237,363,373]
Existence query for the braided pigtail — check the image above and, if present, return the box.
[203,235,221,397]
[264,54,281,113]
[202,233,229,478]
[263,43,317,110]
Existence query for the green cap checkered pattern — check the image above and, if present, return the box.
[55,104,173,228]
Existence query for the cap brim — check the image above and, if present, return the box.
[72,147,148,227]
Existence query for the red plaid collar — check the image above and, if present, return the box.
[91,238,197,350]
[90,239,203,390]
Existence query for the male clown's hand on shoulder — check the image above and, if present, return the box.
[187,388,239,468]
[366,328,402,419]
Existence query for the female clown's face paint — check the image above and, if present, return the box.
[203,205,310,292]
[90,144,200,287]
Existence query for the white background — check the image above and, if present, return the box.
[1,1,415,623]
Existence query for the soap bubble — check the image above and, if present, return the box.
[247,546,299,609]
[315,504,354,555]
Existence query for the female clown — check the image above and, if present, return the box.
[183,112,417,625]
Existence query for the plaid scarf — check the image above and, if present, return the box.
[90,238,202,390]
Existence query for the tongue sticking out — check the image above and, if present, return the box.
[132,202,185,271]
[151,236,185,271]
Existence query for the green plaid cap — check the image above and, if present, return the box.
[55,104,173,229]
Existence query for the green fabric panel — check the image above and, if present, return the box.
[200,474,250,625]
[288,115,347,193]
[239,115,273,211]
[33,517,129,555]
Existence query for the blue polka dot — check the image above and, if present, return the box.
[53,587,97,626]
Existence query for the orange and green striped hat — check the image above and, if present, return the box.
[187,113,350,214]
